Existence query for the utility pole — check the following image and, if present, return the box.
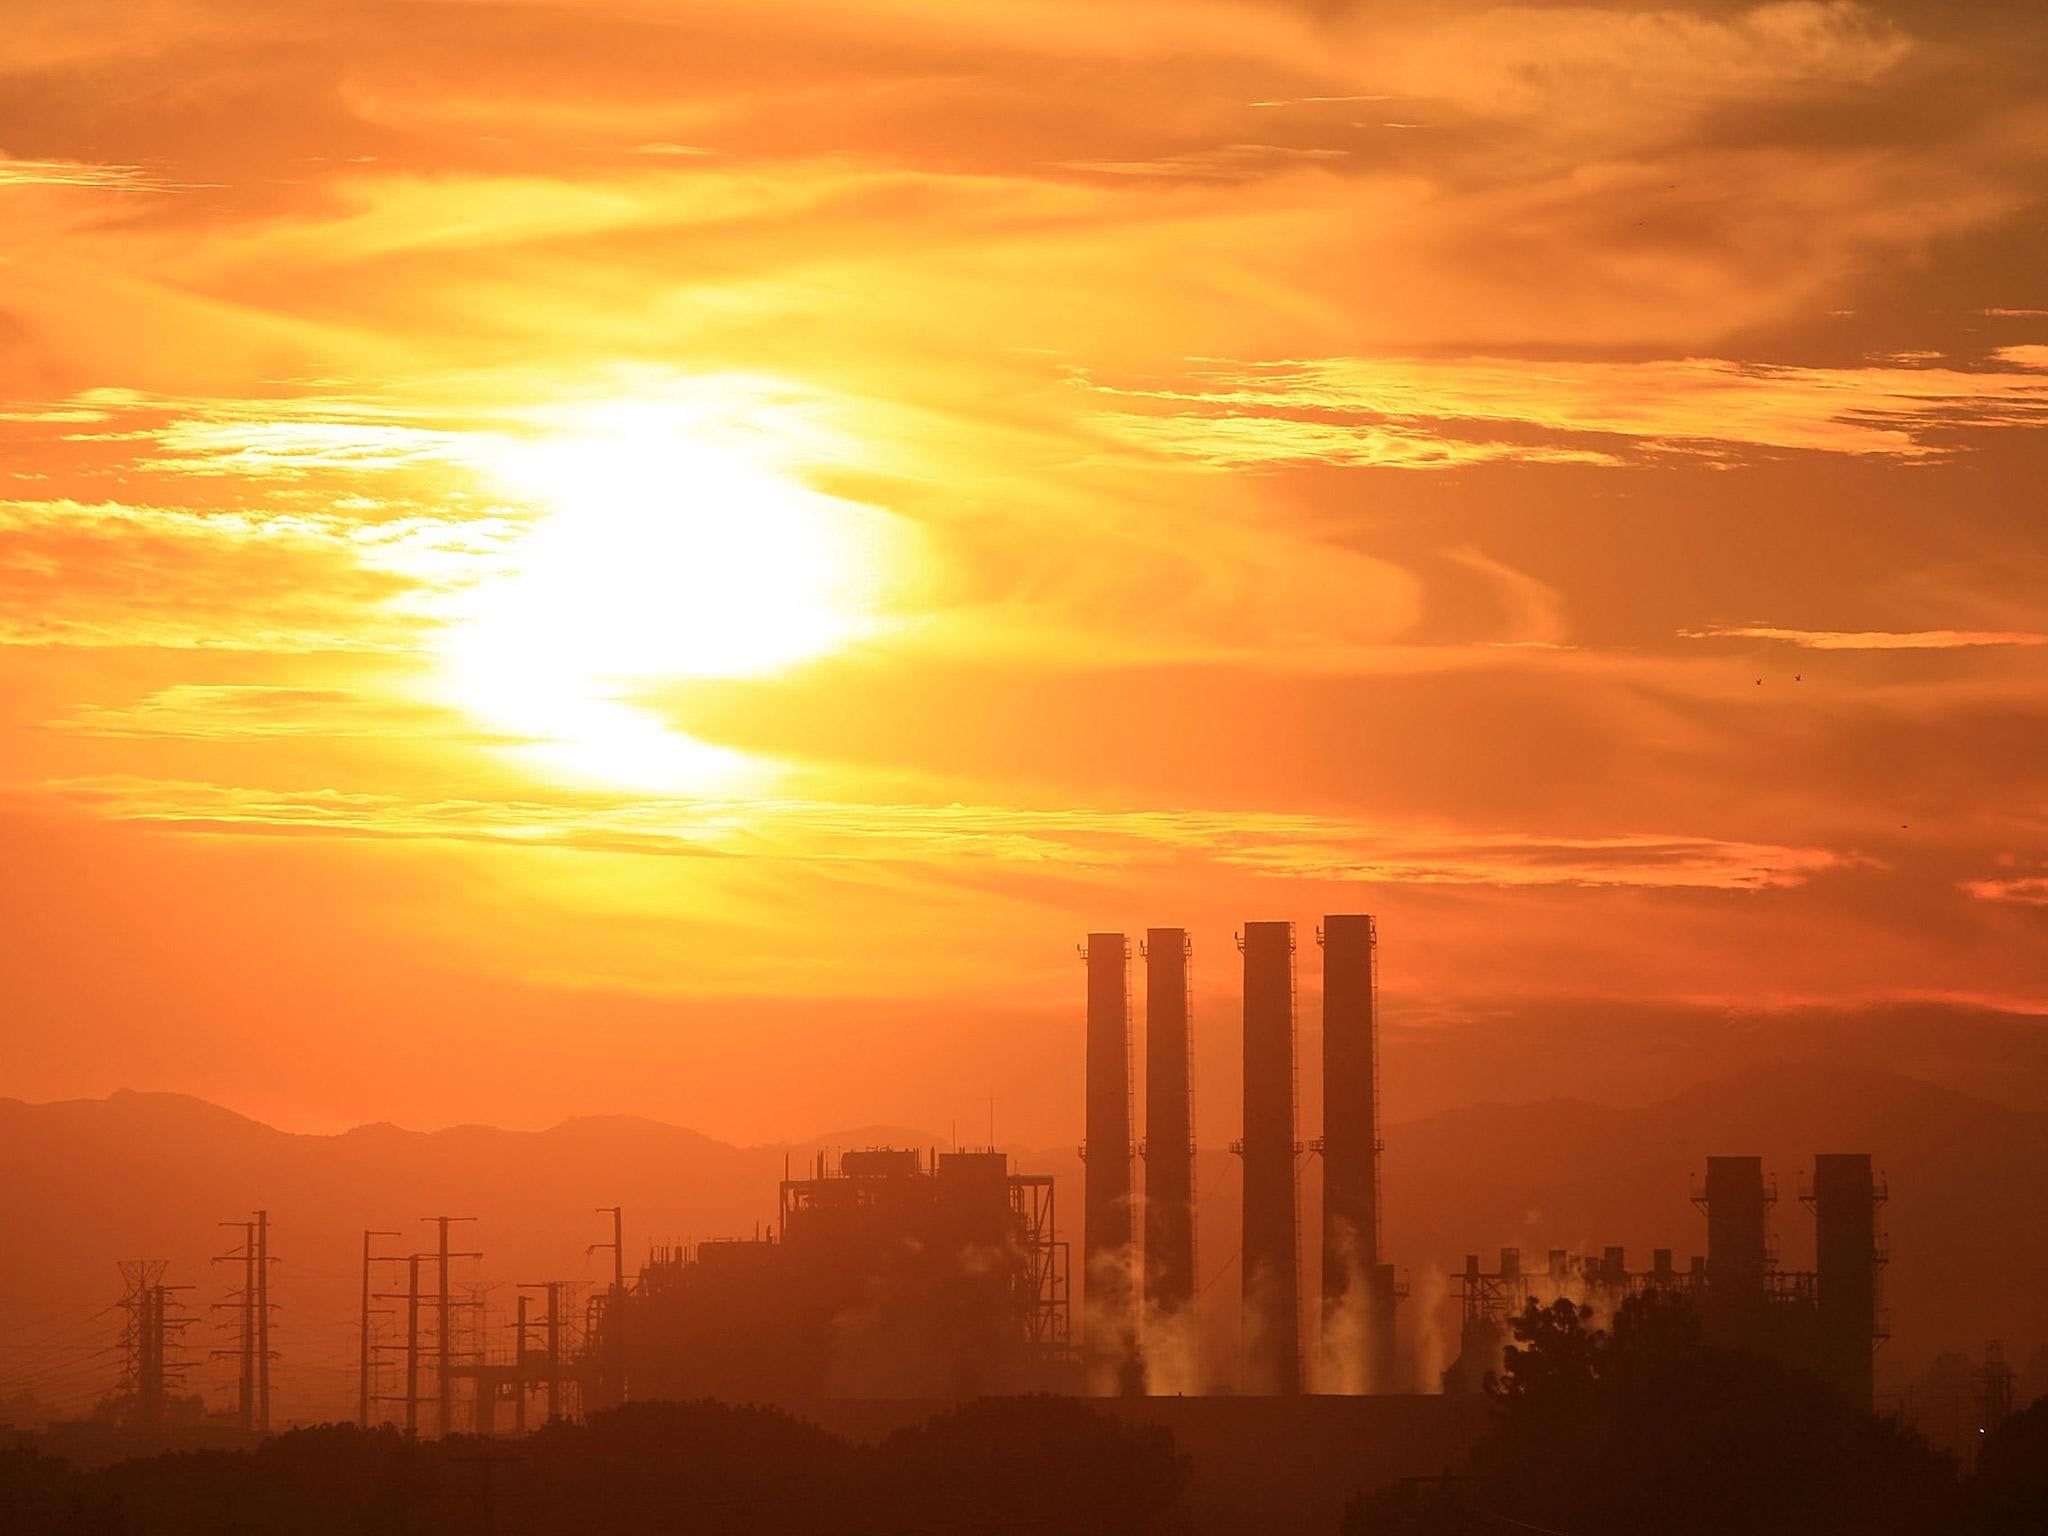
[253,1210,272,1433]
[545,1283,561,1426]
[405,1255,422,1438]
[512,1293,530,1436]
[358,1230,401,1427]
[423,1217,479,1437]
[592,1206,624,1294]
[517,1283,570,1425]
[369,1254,432,1437]
[590,1207,626,1408]
[212,1220,257,1431]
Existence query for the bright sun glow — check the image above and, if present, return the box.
[439,395,902,792]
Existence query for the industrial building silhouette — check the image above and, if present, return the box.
[376,918,1886,1418]
[1437,1152,1886,1409]
[74,915,1891,1435]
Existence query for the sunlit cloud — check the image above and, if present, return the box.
[50,685,500,742]
[0,496,519,651]
[1381,2,1911,137]
[47,773,1850,892]
[1093,411,1622,470]
[0,157,186,192]
[1056,144,1350,182]
[1090,349,2048,468]
[1964,876,2048,906]
[3,0,2047,1128]
[1682,625,2048,650]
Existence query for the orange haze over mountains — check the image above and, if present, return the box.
[3,3,2047,1171]
[5,1066,2045,1422]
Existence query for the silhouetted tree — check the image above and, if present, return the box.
[1350,1292,1963,1536]
[0,1396,1193,1536]
[1969,1396,2048,1533]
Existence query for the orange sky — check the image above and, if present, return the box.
[2,0,2045,1141]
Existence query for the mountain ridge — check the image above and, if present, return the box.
[2,1066,2041,1422]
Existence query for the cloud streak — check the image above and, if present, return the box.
[1682,625,2048,650]
[0,157,187,192]
[43,774,1850,892]
[1088,349,2048,469]
[0,496,518,651]
[50,685,498,741]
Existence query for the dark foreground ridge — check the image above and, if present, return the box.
[5,1348,2047,1536]
[5,1397,1186,1536]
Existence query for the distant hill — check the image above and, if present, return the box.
[0,1092,939,1423]
[2,1067,2042,1422]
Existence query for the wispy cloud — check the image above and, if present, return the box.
[1681,625,2048,650]
[1094,410,1620,470]
[50,685,499,742]
[1055,143,1349,181]
[0,497,519,651]
[52,391,499,478]
[1383,1,1912,139]
[1963,876,2048,905]
[46,774,1848,892]
[0,157,187,192]
[1089,349,2048,469]
[1247,95,1403,109]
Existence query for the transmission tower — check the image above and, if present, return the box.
[211,1220,256,1429]
[118,1261,193,1432]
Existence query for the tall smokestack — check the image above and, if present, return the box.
[1239,920,1300,1395]
[1699,1155,1769,1348]
[1082,932,1136,1388]
[1811,1153,1882,1411]
[1320,913,1393,1391]
[1143,929,1196,1336]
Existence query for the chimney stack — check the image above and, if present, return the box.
[1811,1153,1883,1411]
[1143,929,1196,1334]
[1319,913,1393,1390]
[1699,1155,1770,1348]
[1082,933,1136,1387]
[1239,920,1300,1394]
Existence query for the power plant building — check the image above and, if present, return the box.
[588,913,1887,1419]
[1444,1154,1887,1411]
[597,1148,1073,1403]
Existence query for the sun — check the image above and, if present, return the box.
[438,395,902,791]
